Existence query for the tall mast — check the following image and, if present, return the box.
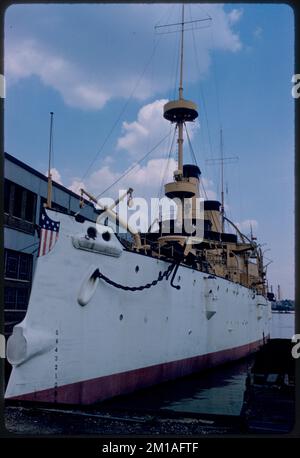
[220,128,224,232]
[179,4,184,101]
[157,7,210,183]
[46,111,54,209]
[162,7,211,208]
[177,4,185,176]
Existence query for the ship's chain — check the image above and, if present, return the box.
[91,261,181,291]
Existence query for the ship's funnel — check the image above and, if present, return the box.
[183,164,201,180]
[204,200,222,233]
[183,164,201,220]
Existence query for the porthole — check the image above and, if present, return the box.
[87,226,97,239]
[135,265,139,273]
[119,314,123,321]
[102,231,111,242]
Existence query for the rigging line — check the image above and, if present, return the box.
[151,125,177,227]
[157,125,177,200]
[199,177,221,235]
[155,3,176,29]
[185,121,222,235]
[184,123,198,166]
[189,7,214,169]
[171,25,180,101]
[191,22,220,215]
[95,131,172,200]
[209,21,222,130]
[80,35,162,183]
[185,122,221,235]
[152,4,176,105]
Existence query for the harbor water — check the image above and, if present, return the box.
[101,312,295,416]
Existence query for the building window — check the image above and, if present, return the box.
[4,179,37,223]
[13,184,23,218]
[16,287,29,310]
[4,249,33,281]
[4,249,33,335]
[25,189,36,222]
[4,179,10,214]
[5,250,19,279]
[4,287,17,309]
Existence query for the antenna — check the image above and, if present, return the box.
[205,129,238,232]
[46,111,54,209]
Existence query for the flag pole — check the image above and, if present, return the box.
[46,111,54,208]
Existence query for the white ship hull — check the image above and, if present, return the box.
[5,210,271,404]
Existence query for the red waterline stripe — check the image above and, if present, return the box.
[8,336,269,405]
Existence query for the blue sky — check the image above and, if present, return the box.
[4,3,294,298]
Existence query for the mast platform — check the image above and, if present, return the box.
[163,99,198,123]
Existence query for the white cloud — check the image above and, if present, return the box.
[227,8,243,25]
[235,219,258,233]
[117,99,170,157]
[44,167,63,185]
[45,156,217,234]
[5,4,243,110]
[68,179,85,195]
[67,157,216,210]
[72,157,216,231]
[64,93,216,205]
[6,40,109,110]
[47,95,216,209]
[117,99,199,158]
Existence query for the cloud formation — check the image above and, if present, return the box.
[117,99,199,158]
[65,96,216,204]
[5,4,243,110]
[44,167,63,185]
[6,40,109,110]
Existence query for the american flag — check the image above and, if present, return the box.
[38,208,60,257]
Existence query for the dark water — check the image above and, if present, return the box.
[103,312,295,416]
[103,357,254,416]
